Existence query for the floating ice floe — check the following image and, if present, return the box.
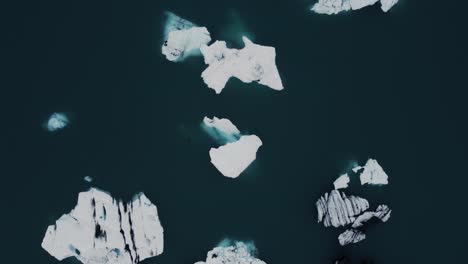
[195,241,266,264]
[333,173,350,190]
[203,116,262,178]
[352,204,391,228]
[338,229,366,246]
[162,12,211,62]
[316,190,369,228]
[311,0,399,15]
[41,188,164,264]
[200,36,284,94]
[84,176,93,182]
[202,116,241,144]
[45,112,69,132]
[357,158,389,186]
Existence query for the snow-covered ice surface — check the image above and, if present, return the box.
[194,241,266,264]
[202,116,241,144]
[358,158,389,185]
[162,12,211,62]
[316,190,369,228]
[210,135,263,178]
[333,173,350,190]
[200,36,283,94]
[45,112,69,132]
[338,229,366,246]
[311,0,399,14]
[41,188,164,264]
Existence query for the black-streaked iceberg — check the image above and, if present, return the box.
[195,241,266,264]
[44,112,69,132]
[41,188,164,264]
[311,0,399,15]
[200,37,283,94]
[351,204,391,228]
[316,190,369,228]
[162,12,211,62]
[202,116,262,178]
[338,229,366,246]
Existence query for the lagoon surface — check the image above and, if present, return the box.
[3,0,468,263]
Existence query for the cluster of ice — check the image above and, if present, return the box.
[311,0,399,14]
[333,158,389,188]
[41,188,164,264]
[317,190,369,228]
[333,173,350,190]
[195,241,266,264]
[200,37,284,94]
[45,112,69,132]
[203,116,262,178]
[162,12,211,62]
[338,229,366,246]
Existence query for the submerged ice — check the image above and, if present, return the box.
[41,188,164,264]
[311,0,399,14]
[162,12,211,62]
[203,116,262,178]
[195,241,266,264]
[200,36,283,94]
[45,112,69,132]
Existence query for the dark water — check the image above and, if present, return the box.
[3,0,468,263]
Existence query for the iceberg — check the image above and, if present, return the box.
[195,241,266,264]
[311,0,398,14]
[209,135,263,178]
[200,37,283,94]
[41,188,164,264]
[84,176,93,182]
[351,204,391,228]
[45,112,69,132]
[333,173,350,190]
[358,159,389,185]
[316,190,369,228]
[162,12,211,62]
[202,116,241,144]
[338,229,366,246]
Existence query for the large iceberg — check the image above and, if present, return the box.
[41,188,164,264]
[202,116,241,144]
[357,158,389,186]
[338,229,366,246]
[311,0,399,14]
[195,241,266,264]
[210,135,263,178]
[351,204,391,228]
[200,36,284,94]
[162,12,211,62]
[44,112,69,132]
[316,190,369,228]
[203,116,262,178]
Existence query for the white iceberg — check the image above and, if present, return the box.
[338,229,366,246]
[162,12,211,62]
[45,112,69,132]
[200,36,283,94]
[195,241,266,264]
[333,173,350,189]
[210,135,263,178]
[41,188,164,264]
[202,116,241,144]
[311,0,398,14]
[358,159,389,185]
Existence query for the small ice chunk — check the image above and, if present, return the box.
[162,12,211,62]
[351,165,362,173]
[316,190,369,227]
[209,135,263,178]
[195,241,266,264]
[380,0,399,12]
[83,176,93,182]
[338,229,366,246]
[359,159,389,185]
[200,36,283,94]
[202,116,241,144]
[41,188,164,264]
[45,112,69,132]
[333,173,350,190]
[352,204,391,228]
